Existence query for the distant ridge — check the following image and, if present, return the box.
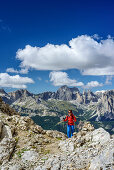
[0,86,114,122]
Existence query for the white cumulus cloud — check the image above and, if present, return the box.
[84,81,103,88]
[6,67,28,74]
[16,35,114,75]
[6,68,18,73]
[0,73,34,88]
[49,71,84,87]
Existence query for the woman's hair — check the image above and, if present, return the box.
[68,110,73,118]
[68,110,72,113]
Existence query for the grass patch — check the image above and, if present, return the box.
[43,150,50,155]
[16,148,29,158]
[56,137,62,140]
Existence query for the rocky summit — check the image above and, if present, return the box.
[0,98,114,170]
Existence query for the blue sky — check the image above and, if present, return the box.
[0,0,114,93]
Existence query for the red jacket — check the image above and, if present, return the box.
[64,113,76,125]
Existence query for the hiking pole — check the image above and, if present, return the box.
[55,116,79,126]
[55,121,66,126]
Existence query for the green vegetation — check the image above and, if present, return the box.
[56,137,62,140]
[31,146,37,149]
[14,137,19,143]
[16,148,29,158]
[43,149,50,155]
[31,115,64,131]
[42,100,80,116]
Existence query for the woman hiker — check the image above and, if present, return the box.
[63,110,77,138]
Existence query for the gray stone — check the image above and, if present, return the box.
[91,128,110,145]
[21,150,39,162]
[59,139,74,152]
[46,130,66,139]
[0,137,15,164]
[89,140,114,170]
[1,125,12,139]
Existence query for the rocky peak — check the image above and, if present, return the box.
[94,90,106,98]
[87,90,98,102]
[87,90,94,96]
[0,90,13,105]
[37,91,56,100]
[101,90,114,118]
[75,91,83,104]
[0,89,7,95]
[58,85,79,92]
[69,87,79,95]
[8,89,32,101]
[102,89,114,99]
[81,90,98,104]
[56,85,79,100]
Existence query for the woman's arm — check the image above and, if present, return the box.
[73,115,76,122]
[63,115,68,121]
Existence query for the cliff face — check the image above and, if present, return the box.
[74,90,98,104]
[102,90,114,115]
[0,97,19,116]
[96,90,114,120]
[0,101,113,170]
[56,85,79,100]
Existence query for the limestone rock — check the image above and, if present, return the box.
[30,124,44,134]
[91,127,110,145]
[0,137,15,164]
[89,139,114,170]
[1,125,12,139]
[59,139,74,152]
[96,90,114,120]
[46,130,66,139]
[21,150,39,162]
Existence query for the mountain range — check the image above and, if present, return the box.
[0,86,114,134]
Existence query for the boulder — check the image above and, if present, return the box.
[30,124,44,134]
[0,138,15,164]
[59,139,74,152]
[89,140,114,170]
[21,150,39,162]
[91,128,110,145]
[1,125,12,139]
[1,164,22,170]
[46,130,66,139]
[39,156,61,170]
